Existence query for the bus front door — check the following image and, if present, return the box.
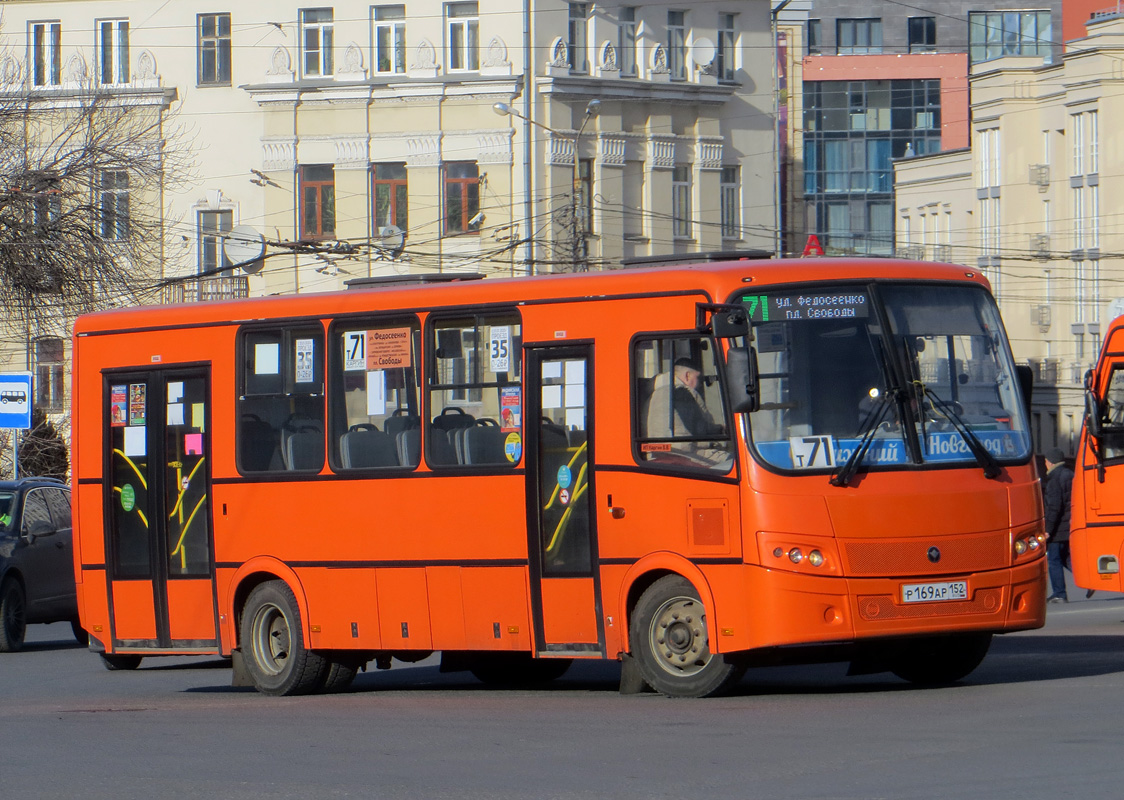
[525,346,604,657]
[104,369,218,651]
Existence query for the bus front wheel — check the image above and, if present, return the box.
[630,575,745,698]
[241,580,327,696]
[889,632,993,686]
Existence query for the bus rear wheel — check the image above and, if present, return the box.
[100,653,143,670]
[890,632,993,686]
[241,580,327,696]
[630,575,745,698]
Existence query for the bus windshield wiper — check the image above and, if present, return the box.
[918,385,1002,479]
[830,393,895,487]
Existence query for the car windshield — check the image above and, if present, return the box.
[743,281,1031,472]
[0,492,13,529]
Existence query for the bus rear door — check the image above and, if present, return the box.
[103,368,218,650]
[525,345,603,657]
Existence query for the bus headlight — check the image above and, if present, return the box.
[1015,540,1027,555]
[788,548,804,564]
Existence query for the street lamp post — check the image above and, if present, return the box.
[493,98,600,272]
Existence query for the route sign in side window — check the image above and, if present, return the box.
[238,326,325,473]
[427,312,522,468]
[329,317,421,470]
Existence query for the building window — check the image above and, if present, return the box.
[619,7,638,76]
[300,8,334,77]
[372,6,406,74]
[30,171,61,227]
[668,11,687,80]
[300,165,335,239]
[373,162,408,231]
[99,170,129,240]
[721,166,739,238]
[30,21,61,87]
[568,4,589,73]
[199,210,233,275]
[837,19,882,55]
[444,162,480,234]
[35,338,65,413]
[807,19,821,55]
[446,3,479,72]
[97,19,130,84]
[717,14,736,81]
[672,165,691,238]
[968,11,1051,63]
[908,17,936,53]
[197,13,232,85]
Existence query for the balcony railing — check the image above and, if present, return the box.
[162,276,249,304]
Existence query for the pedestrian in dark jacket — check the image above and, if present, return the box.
[1043,447,1075,603]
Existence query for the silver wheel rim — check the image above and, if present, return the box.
[250,601,291,676]
[648,594,711,677]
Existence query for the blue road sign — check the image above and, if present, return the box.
[0,372,33,430]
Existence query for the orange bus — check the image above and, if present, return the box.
[71,257,1046,697]
[1072,316,1124,592]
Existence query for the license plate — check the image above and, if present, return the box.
[901,581,968,604]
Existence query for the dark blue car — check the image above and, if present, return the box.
[0,478,83,651]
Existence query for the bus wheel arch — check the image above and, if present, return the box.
[238,578,327,696]
[618,556,718,655]
[229,560,309,651]
[627,573,746,698]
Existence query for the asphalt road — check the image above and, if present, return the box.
[3,595,1124,800]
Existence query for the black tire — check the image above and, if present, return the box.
[320,658,361,693]
[0,580,27,653]
[100,653,143,671]
[71,619,89,646]
[630,575,745,698]
[469,653,572,687]
[890,632,993,686]
[240,580,327,696]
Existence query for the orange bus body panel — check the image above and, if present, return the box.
[70,258,1045,676]
[1073,316,1124,591]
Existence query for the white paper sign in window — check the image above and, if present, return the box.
[295,338,315,384]
[343,331,366,371]
[489,326,511,373]
[254,342,280,375]
[366,371,387,416]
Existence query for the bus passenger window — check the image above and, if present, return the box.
[428,313,522,467]
[329,319,421,470]
[238,327,325,474]
[633,335,733,472]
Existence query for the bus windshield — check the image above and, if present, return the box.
[743,282,1031,472]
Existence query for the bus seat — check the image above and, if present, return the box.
[567,428,587,448]
[432,407,475,431]
[428,428,459,466]
[397,428,421,467]
[240,415,278,472]
[340,429,399,469]
[462,425,509,465]
[384,413,420,438]
[283,430,324,471]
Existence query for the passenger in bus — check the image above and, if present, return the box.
[646,358,729,467]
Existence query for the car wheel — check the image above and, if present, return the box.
[0,580,27,652]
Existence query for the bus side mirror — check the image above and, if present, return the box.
[726,346,760,414]
[1084,369,1103,439]
[712,309,749,339]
